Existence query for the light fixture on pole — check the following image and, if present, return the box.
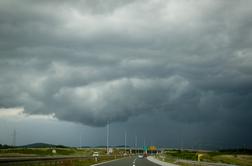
[106,121,109,154]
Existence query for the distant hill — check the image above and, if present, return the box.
[19,143,67,148]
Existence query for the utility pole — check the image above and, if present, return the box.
[135,136,138,154]
[106,121,109,154]
[143,138,147,154]
[124,131,127,154]
[79,132,82,149]
[180,136,183,151]
[12,129,16,147]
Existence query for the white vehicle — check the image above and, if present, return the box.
[92,152,99,157]
[138,154,144,159]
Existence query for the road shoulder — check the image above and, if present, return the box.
[147,156,178,166]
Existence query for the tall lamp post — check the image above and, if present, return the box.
[124,131,127,154]
[106,121,109,154]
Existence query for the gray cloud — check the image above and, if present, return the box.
[0,0,252,140]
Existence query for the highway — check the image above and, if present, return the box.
[95,156,160,166]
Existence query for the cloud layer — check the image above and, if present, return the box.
[0,0,252,128]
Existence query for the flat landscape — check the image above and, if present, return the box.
[155,149,252,166]
[0,144,128,166]
[1,146,252,166]
[0,0,252,166]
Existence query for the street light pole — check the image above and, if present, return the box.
[107,121,109,154]
[79,132,82,149]
[135,136,138,154]
[124,131,127,154]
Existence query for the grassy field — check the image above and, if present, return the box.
[156,149,252,166]
[0,147,130,157]
[0,147,118,157]
[203,154,252,166]
[0,147,127,166]
[0,155,123,166]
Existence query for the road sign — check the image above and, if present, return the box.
[148,146,157,151]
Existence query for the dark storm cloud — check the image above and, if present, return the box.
[0,0,252,130]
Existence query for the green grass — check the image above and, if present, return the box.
[163,150,198,160]
[156,149,252,166]
[0,148,126,166]
[0,147,111,157]
[199,151,252,166]
[207,154,252,166]
[4,156,124,166]
[0,148,77,156]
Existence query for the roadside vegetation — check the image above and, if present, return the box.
[0,147,100,157]
[0,146,127,166]
[0,155,122,166]
[155,149,252,166]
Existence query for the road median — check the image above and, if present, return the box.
[147,156,178,166]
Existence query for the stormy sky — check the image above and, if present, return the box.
[0,0,252,149]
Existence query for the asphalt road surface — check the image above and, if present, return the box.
[97,156,160,166]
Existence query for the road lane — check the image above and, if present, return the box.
[95,157,134,166]
[135,157,161,166]
[96,156,161,166]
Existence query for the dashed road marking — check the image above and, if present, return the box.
[133,158,137,166]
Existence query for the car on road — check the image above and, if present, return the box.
[143,153,148,157]
[138,154,144,159]
[92,152,99,157]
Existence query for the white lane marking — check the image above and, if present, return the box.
[133,158,137,166]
